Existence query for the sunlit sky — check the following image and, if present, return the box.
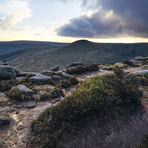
[0,0,148,43]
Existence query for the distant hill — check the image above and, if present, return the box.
[0,39,148,72]
[0,40,69,55]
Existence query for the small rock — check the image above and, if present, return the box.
[16,77,25,81]
[51,92,57,98]
[17,122,24,130]
[16,105,22,109]
[29,74,51,81]
[133,70,148,76]
[0,114,10,126]
[50,65,60,71]
[17,85,34,95]
[26,102,36,108]
[50,98,61,103]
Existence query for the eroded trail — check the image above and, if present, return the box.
[0,66,145,148]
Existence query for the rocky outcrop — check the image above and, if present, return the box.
[29,74,51,81]
[62,73,73,79]
[66,62,84,69]
[0,65,16,79]
[17,85,34,95]
[0,114,10,126]
[50,65,60,72]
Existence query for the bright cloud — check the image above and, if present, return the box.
[0,0,32,30]
[56,0,148,38]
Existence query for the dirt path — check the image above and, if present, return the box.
[0,66,145,148]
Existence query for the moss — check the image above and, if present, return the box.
[99,63,127,70]
[31,70,142,148]
[122,60,138,67]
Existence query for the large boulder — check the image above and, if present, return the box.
[17,85,34,95]
[17,72,39,77]
[0,65,16,79]
[29,74,51,81]
[133,70,148,76]
[0,114,10,126]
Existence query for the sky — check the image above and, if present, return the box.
[0,0,148,43]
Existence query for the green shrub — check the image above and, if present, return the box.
[8,87,23,101]
[122,60,136,66]
[31,70,142,148]
[66,64,99,75]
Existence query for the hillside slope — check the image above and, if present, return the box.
[0,40,148,72]
[0,40,69,55]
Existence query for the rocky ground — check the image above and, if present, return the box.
[0,59,148,148]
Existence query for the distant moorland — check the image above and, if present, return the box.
[0,39,148,72]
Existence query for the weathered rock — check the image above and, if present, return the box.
[0,114,10,126]
[0,92,6,98]
[26,102,36,108]
[17,72,38,77]
[51,92,58,98]
[52,75,62,80]
[0,106,10,113]
[62,72,73,79]
[29,74,51,81]
[16,105,23,109]
[17,85,34,95]
[50,65,60,71]
[0,65,16,79]
[133,70,148,75]
[66,62,84,68]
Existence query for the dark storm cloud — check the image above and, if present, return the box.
[56,0,148,38]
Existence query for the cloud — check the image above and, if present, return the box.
[0,0,32,30]
[56,0,148,38]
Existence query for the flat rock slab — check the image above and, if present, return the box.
[17,72,39,77]
[133,70,148,75]
[26,102,36,108]
[50,65,60,71]
[29,74,51,81]
[0,92,6,98]
[17,85,34,95]
[0,106,10,113]
[0,114,10,126]
[52,75,62,80]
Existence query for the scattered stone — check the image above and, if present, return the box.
[16,105,22,109]
[133,70,148,76]
[26,102,36,108]
[52,75,62,80]
[0,92,6,98]
[17,85,34,96]
[62,72,73,79]
[29,74,51,81]
[0,106,10,113]
[17,122,24,130]
[0,114,10,126]
[0,65,16,79]
[50,65,60,71]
